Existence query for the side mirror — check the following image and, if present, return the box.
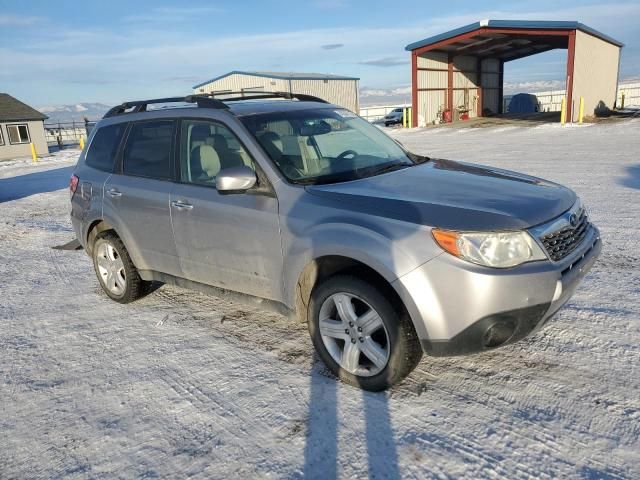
[215,166,257,192]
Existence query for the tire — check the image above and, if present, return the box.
[92,231,151,303]
[308,275,422,391]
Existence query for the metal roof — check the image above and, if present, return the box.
[227,99,337,116]
[193,70,359,89]
[0,93,48,122]
[405,20,624,52]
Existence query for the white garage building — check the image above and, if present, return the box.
[193,71,360,113]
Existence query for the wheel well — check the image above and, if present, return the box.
[85,220,116,255]
[295,255,407,323]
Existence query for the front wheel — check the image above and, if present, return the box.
[308,275,422,391]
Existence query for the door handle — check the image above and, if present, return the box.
[106,188,122,197]
[171,200,194,210]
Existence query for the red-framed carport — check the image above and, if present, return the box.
[405,20,620,126]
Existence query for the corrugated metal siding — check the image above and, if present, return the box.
[195,73,289,94]
[416,52,448,126]
[572,30,621,120]
[417,52,447,68]
[481,58,500,114]
[194,73,359,112]
[453,55,477,72]
[417,90,446,126]
[418,71,446,89]
[290,79,358,112]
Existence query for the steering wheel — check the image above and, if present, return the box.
[336,150,358,160]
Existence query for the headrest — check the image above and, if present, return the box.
[211,134,229,151]
[191,124,211,143]
[198,145,221,177]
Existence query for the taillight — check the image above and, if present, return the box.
[69,174,79,197]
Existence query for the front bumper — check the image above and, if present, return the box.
[392,226,601,356]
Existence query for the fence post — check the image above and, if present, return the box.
[30,142,38,162]
[560,97,567,125]
[621,92,625,109]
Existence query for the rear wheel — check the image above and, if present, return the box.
[308,275,422,391]
[92,232,151,303]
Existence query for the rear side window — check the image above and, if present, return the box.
[123,120,175,180]
[85,123,127,172]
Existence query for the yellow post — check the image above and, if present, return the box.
[408,107,413,128]
[80,137,85,150]
[560,97,567,125]
[402,108,407,128]
[30,142,37,162]
[578,97,585,124]
[621,92,625,109]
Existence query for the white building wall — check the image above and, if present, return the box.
[290,79,359,112]
[194,74,359,112]
[0,120,49,160]
[194,73,289,95]
[617,81,640,107]
[571,30,621,120]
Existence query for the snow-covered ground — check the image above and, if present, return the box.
[1,120,639,479]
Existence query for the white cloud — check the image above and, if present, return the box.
[121,6,222,23]
[0,14,43,26]
[2,1,638,104]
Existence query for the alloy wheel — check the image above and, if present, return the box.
[95,241,126,296]
[318,292,390,377]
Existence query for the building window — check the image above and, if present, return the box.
[0,126,4,146]
[7,124,31,144]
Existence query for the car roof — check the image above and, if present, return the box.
[97,99,341,129]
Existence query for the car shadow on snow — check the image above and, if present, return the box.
[303,361,401,478]
[0,166,73,203]
[619,164,640,190]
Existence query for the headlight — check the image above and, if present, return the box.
[432,229,547,268]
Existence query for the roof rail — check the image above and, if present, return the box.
[103,95,228,118]
[205,91,330,104]
[102,91,329,119]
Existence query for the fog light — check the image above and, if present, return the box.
[483,320,516,348]
[552,280,563,302]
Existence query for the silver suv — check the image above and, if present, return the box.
[70,92,601,391]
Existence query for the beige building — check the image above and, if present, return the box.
[405,20,623,126]
[193,71,360,113]
[0,93,49,161]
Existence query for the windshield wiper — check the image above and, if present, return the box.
[363,162,411,178]
[407,151,430,164]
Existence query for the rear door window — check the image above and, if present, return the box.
[85,123,127,172]
[122,120,175,180]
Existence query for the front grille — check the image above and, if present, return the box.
[540,209,591,261]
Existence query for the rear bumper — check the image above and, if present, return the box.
[393,226,601,356]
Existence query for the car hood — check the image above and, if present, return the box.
[305,159,576,230]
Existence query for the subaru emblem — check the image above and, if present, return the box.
[569,213,578,227]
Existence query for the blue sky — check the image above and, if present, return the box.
[1,0,638,107]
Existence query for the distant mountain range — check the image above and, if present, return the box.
[38,103,111,124]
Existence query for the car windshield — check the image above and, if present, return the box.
[241,108,426,184]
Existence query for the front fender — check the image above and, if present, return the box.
[282,221,437,310]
